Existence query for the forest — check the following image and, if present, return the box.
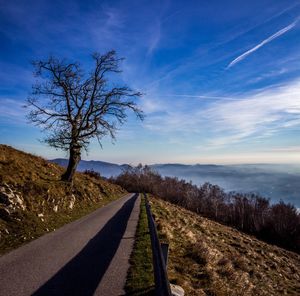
[110,165,300,254]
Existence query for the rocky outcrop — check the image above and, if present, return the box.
[0,183,26,212]
[69,194,76,209]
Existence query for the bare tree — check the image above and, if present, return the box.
[26,50,143,182]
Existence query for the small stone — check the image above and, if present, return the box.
[69,194,76,209]
[170,284,185,296]
[0,185,25,210]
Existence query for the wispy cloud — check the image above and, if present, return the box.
[155,94,240,101]
[147,20,162,56]
[271,146,300,152]
[0,99,26,123]
[227,19,299,69]
[219,2,300,50]
[203,80,300,146]
[248,68,288,84]
[143,79,300,148]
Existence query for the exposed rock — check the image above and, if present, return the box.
[69,194,76,209]
[53,205,58,212]
[14,195,25,210]
[38,213,44,221]
[0,183,26,211]
[171,284,185,296]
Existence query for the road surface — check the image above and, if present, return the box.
[0,193,140,296]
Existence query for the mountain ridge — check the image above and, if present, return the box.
[50,158,300,207]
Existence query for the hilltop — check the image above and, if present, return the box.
[0,145,126,255]
[150,196,300,296]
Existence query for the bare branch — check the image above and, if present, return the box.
[27,51,144,181]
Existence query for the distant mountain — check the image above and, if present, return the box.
[51,159,300,207]
[152,163,300,207]
[50,159,130,177]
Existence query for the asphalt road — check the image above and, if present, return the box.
[0,193,140,296]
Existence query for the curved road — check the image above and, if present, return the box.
[0,193,140,296]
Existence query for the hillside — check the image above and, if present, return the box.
[0,145,126,255]
[150,196,300,296]
[152,163,300,207]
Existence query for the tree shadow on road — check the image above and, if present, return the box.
[32,193,138,296]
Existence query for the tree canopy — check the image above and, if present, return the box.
[27,50,143,181]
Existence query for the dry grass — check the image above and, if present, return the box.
[0,144,126,255]
[150,196,300,296]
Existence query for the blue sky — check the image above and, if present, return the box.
[1,0,300,164]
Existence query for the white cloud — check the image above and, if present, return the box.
[140,96,166,113]
[144,79,300,147]
[104,7,125,28]
[248,68,288,84]
[0,99,26,122]
[147,20,162,56]
[271,146,300,152]
[202,80,300,146]
[227,19,298,69]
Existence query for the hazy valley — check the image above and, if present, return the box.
[2,146,300,295]
[52,159,300,207]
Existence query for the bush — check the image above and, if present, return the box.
[83,170,101,180]
[112,165,300,254]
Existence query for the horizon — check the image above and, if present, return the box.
[1,0,300,164]
[44,150,300,167]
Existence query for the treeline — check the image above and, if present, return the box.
[112,165,300,253]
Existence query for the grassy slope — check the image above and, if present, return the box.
[150,196,300,296]
[125,195,155,295]
[0,144,126,255]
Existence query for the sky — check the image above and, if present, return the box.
[1,0,300,165]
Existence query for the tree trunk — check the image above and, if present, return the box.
[61,143,81,182]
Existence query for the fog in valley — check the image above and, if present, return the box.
[52,159,300,207]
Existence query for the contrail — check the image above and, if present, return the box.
[158,94,240,101]
[227,19,299,69]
